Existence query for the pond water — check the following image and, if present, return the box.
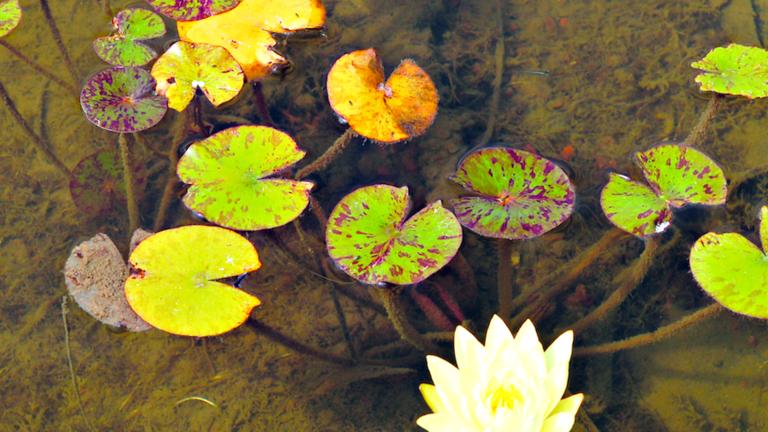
[2,0,768,430]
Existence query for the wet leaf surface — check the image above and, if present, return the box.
[144,0,241,21]
[177,125,314,230]
[125,225,262,336]
[93,8,166,66]
[449,147,575,239]
[326,185,462,285]
[601,173,672,237]
[0,0,20,37]
[692,43,768,98]
[69,148,146,215]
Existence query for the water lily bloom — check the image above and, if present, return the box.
[417,316,583,432]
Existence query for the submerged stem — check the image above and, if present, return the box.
[683,95,721,148]
[0,41,78,95]
[119,133,139,235]
[295,128,355,180]
[39,0,80,87]
[61,297,98,432]
[251,81,275,126]
[154,110,190,231]
[375,288,440,353]
[246,317,353,366]
[573,304,722,356]
[497,239,516,319]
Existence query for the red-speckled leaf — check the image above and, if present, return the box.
[69,148,146,215]
[177,126,314,230]
[93,8,166,66]
[0,0,21,37]
[601,173,672,237]
[326,185,462,285]
[81,66,168,133]
[637,144,727,207]
[144,0,241,21]
[448,147,575,240]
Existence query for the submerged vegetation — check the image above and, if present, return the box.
[3,0,768,430]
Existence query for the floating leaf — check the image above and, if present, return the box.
[93,8,166,66]
[177,0,326,80]
[81,66,168,133]
[600,144,727,237]
[327,48,438,143]
[125,225,261,336]
[177,126,314,230]
[64,233,151,332]
[690,207,768,318]
[151,40,244,111]
[0,0,20,37]
[449,147,575,240]
[69,148,146,215]
[326,185,462,285]
[144,0,241,21]
[691,44,768,98]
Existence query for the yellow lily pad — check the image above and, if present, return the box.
[125,225,261,336]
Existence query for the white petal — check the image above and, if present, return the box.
[542,330,574,412]
[420,384,446,413]
[426,355,462,399]
[545,330,574,372]
[541,412,577,432]
[454,324,485,374]
[416,413,477,432]
[511,320,546,379]
[550,393,583,417]
[484,315,513,355]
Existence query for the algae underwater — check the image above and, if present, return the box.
[2,0,768,430]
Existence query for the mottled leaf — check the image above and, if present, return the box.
[177,0,326,80]
[80,66,168,133]
[691,44,768,98]
[449,147,575,240]
[327,49,438,143]
[326,185,462,285]
[144,0,241,21]
[69,148,146,215]
[690,207,768,318]
[601,173,672,237]
[93,8,166,66]
[125,225,262,336]
[637,144,726,207]
[0,0,20,37]
[151,40,244,111]
[177,125,314,230]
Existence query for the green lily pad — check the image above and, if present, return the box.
[601,144,727,237]
[93,8,166,66]
[69,148,146,215]
[448,147,575,240]
[692,44,768,98]
[151,40,244,111]
[80,66,168,133]
[690,207,768,319]
[125,225,262,336]
[0,0,21,38]
[144,0,241,21]
[177,125,314,230]
[326,185,462,285]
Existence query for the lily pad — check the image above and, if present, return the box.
[151,40,244,111]
[326,185,462,285]
[327,48,439,143]
[144,0,241,21]
[177,125,314,230]
[601,144,727,237]
[0,0,20,37]
[69,148,146,215]
[93,8,166,67]
[81,66,168,133]
[690,207,768,318]
[692,44,768,98]
[449,147,575,240]
[125,225,262,336]
[177,0,326,80]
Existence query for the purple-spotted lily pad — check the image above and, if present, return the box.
[326,185,462,285]
[448,147,575,240]
[601,144,727,237]
[69,148,146,215]
[144,0,241,21]
[151,40,244,111]
[690,207,768,318]
[93,8,166,67]
[81,66,168,133]
[0,0,21,37]
[177,125,314,230]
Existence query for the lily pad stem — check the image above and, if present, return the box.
[0,41,78,95]
[295,128,355,180]
[497,239,516,319]
[374,287,440,353]
[99,0,113,17]
[470,0,504,151]
[573,304,722,356]
[246,317,354,366]
[119,133,139,235]
[39,0,79,87]
[251,81,274,126]
[0,81,71,178]
[154,110,190,231]
[683,95,722,148]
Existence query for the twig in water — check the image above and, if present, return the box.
[61,297,98,432]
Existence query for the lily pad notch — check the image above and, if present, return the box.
[93,8,166,66]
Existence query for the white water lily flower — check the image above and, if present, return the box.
[417,316,583,432]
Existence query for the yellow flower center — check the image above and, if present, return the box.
[486,382,525,413]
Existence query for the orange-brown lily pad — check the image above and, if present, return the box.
[327,48,439,143]
[69,148,146,216]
